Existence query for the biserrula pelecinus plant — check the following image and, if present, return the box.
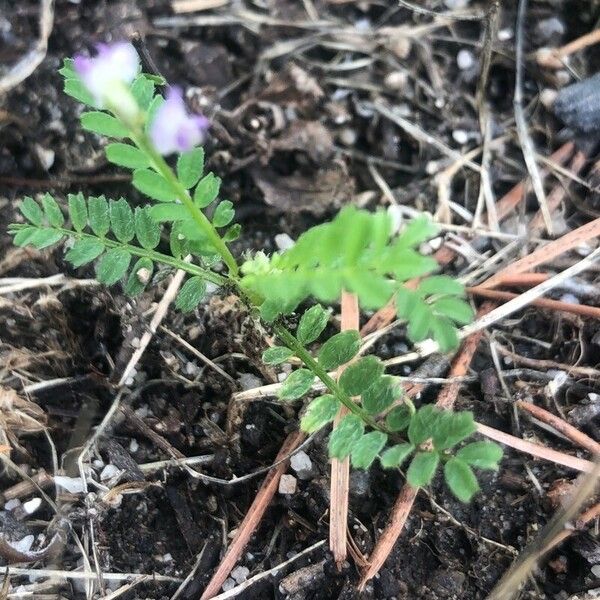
[9,43,502,502]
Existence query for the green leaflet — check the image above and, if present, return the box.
[300,394,339,433]
[65,238,105,267]
[20,197,43,226]
[194,173,220,208]
[175,276,207,312]
[213,201,235,228]
[81,111,128,138]
[328,414,364,459]
[109,198,135,243]
[350,431,387,469]
[444,458,479,502]
[133,169,176,202]
[318,330,360,370]
[88,196,110,237]
[134,207,161,250]
[362,375,402,415]
[262,346,294,365]
[96,249,131,284]
[456,441,503,470]
[278,369,315,401]
[297,304,329,345]
[407,451,440,487]
[380,443,414,469]
[177,148,204,189]
[68,193,87,232]
[106,143,150,169]
[339,356,384,396]
[125,258,154,296]
[41,194,64,227]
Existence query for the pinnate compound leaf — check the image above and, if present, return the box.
[457,441,503,470]
[300,394,339,433]
[380,443,415,469]
[362,375,401,415]
[106,143,150,169]
[68,194,87,232]
[278,369,315,401]
[88,196,110,237]
[328,414,364,459]
[432,411,476,450]
[175,276,207,312]
[318,330,360,370]
[351,431,388,469]
[339,356,384,396]
[408,405,442,446]
[96,249,131,284]
[65,238,105,267]
[262,346,294,365]
[385,405,413,432]
[194,173,220,208]
[134,207,161,250]
[125,258,154,296]
[213,201,235,227]
[41,194,64,227]
[20,197,43,226]
[81,111,128,138]
[433,297,474,325]
[407,451,440,487]
[177,148,204,189]
[444,458,479,502]
[133,169,176,202]
[109,198,135,243]
[297,304,329,345]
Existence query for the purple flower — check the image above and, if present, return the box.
[149,87,210,155]
[74,42,140,106]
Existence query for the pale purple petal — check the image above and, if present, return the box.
[149,87,210,155]
[73,42,140,105]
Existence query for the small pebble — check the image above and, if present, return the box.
[591,565,600,578]
[560,293,580,305]
[278,474,297,495]
[100,464,121,482]
[4,499,21,511]
[238,373,262,391]
[535,17,565,41]
[129,439,139,453]
[274,233,295,251]
[22,498,42,515]
[9,535,34,555]
[290,451,313,480]
[222,578,236,592]
[231,566,250,584]
[457,49,475,70]
[444,0,470,7]
[338,127,357,146]
[384,71,408,91]
[452,130,469,145]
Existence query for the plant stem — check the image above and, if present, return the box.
[273,323,385,433]
[131,132,240,278]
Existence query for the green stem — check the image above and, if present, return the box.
[131,132,240,278]
[273,323,386,433]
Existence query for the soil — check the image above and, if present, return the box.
[1,1,600,599]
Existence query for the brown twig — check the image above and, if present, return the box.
[329,291,359,568]
[475,423,595,472]
[467,286,600,320]
[200,431,305,599]
[537,27,600,68]
[516,400,600,456]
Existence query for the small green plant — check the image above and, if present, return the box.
[9,43,502,502]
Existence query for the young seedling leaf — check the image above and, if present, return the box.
[123,258,152,296]
[41,194,64,227]
[88,196,110,237]
[385,404,413,432]
[106,143,150,169]
[297,304,329,345]
[318,330,361,370]
[193,173,220,208]
[134,207,161,250]
[406,451,440,487]
[96,249,131,285]
[262,346,294,365]
[300,394,339,433]
[68,193,87,232]
[81,111,128,138]
[351,431,388,469]
[432,411,476,450]
[408,405,442,446]
[177,148,204,189]
[380,443,414,469]
[444,458,480,502]
[175,276,207,312]
[339,356,384,396]
[20,197,43,226]
[213,201,235,227]
[457,441,503,470]
[278,369,315,401]
[362,375,402,415]
[65,238,105,267]
[109,198,135,243]
[328,414,364,459]
[133,169,176,202]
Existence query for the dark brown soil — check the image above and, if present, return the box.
[1,1,600,599]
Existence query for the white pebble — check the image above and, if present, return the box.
[239,373,262,391]
[9,535,34,555]
[4,499,21,511]
[560,293,579,305]
[278,474,297,495]
[129,439,139,453]
[290,451,312,479]
[452,130,469,145]
[444,0,470,7]
[274,233,295,251]
[54,476,86,494]
[100,464,121,482]
[222,578,236,592]
[231,566,250,584]
[457,49,475,70]
[23,498,42,515]
[497,28,513,41]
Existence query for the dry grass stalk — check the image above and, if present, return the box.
[0,387,47,455]
[200,431,305,599]
[330,291,360,567]
[172,0,230,13]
